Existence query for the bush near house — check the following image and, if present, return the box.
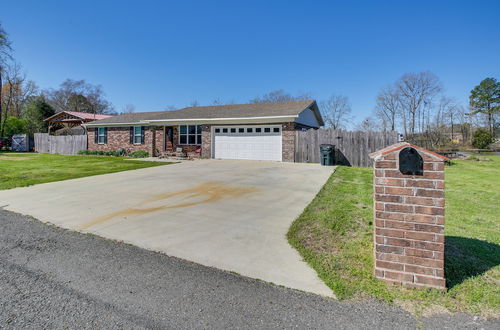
[77,149,149,158]
[288,157,500,317]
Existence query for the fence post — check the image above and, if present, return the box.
[369,142,449,290]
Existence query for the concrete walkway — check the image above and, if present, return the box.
[0,160,334,297]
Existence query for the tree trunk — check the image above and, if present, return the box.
[411,111,415,135]
[0,68,3,138]
[488,112,493,135]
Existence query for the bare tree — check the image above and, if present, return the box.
[455,105,472,144]
[355,116,380,132]
[320,94,353,129]
[43,79,113,114]
[440,97,462,141]
[375,85,400,131]
[0,62,38,135]
[0,23,13,137]
[122,104,135,113]
[2,63,38,116]
[211,98,222,105]
[395,72,442,135]
[250,90,312,103]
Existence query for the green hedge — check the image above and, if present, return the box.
[78,149,149,158]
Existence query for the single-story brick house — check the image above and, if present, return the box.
[85,100,323,162]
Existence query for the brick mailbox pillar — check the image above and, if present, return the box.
[369,142,449,290]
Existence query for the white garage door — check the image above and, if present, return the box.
[213,125,282,161]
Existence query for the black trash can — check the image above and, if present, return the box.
[320,144,335,166]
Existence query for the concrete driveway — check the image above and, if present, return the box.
[0,160,334,296]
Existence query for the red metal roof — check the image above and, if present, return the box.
[63,111,113,120]
[44,111,114,122]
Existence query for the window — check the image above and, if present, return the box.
[215,128,220,133]
[264,127,271,133]
[222,128,228,133]
[273,127,280,133]
[230,128,236,133]
[133,126,142,144]
[179,125,202,145]
[97,127,107,144]
[247,128,253,133]
[255,128,262,133]
[238,128,244,133]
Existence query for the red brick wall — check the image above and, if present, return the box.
[88,127,154,155]
[88,122,298,161]
[282,122,296,162]
[373,148,446,289]
[201,125,211,159]
[88,126,202,157]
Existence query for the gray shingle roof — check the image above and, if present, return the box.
[86,100,320,125]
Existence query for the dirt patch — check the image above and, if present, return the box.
[0,156,33,161]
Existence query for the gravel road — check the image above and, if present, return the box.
[0,210,496,329]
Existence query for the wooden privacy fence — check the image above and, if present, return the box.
[34,133,87,155]
[295,129,399,167]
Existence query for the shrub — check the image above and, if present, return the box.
[129,150,149,158]
[471,128,495,149]
[4,116,28,139]
[77,149,148,158]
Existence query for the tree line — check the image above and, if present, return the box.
[0,23,115,142]
[369,72,499,149]
[245,75,499,150]
[2,21,498,150]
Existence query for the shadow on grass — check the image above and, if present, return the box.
[445,236,500,289]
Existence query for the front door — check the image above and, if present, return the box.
[165,127,174,151]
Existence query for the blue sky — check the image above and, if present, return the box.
[2,0,499,123]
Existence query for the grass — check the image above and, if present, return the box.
[288,155,500,317]
[0,153,172,190]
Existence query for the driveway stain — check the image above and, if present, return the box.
[79,181,258,230]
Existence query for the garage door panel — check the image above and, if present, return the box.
[213,126,282,161]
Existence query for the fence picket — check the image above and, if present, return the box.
[34,133,87,155]
[295,129,398,167]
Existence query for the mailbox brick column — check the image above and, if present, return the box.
[369,143,449,290]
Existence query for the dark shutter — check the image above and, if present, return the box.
[104,127,108,144]
[94,127,98,144]
[130,126,134,144]
[141,126,145,144]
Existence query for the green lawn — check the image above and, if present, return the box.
[0,153,172,190]
[288,156,500,317]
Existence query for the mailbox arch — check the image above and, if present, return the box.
[399,147,423,175]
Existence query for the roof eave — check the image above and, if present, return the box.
[85,115,299,127]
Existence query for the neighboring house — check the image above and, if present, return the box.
[85,100,323,162]
[45,111,114,135]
